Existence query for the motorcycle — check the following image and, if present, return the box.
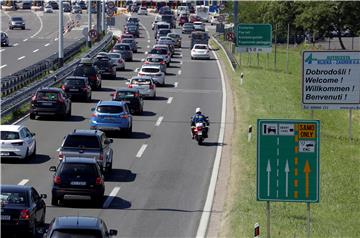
[193,122,208,145]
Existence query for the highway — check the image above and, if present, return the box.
[0,9,93,77]
[1,12,225,237]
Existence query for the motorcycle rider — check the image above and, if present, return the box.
[191,108,209,139]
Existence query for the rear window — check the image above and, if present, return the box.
[96,106,123,114]
[192,33,207,40]
[65,79,85,86]
[107,53,121,59]
[142,68,160,73]
[157,24,169,30]
[159,30,171,35]
[195,45,207,50]
[114,45,130,50]
[74,65,96,76]
[1,131,20,140]
[150,49,167,55]
[60,163,98,177]
[161,15,173,21]
[122,39,133,44]
[36,91,59,101]
[63,135,100,148]
[51,230,101,238]
[11,17,23,21]
[0,192,27,206]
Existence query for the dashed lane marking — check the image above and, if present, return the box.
[23,38,28,42]
[0,64,7,69]
[174,82,178,88]
[155,116,164,126]
[136,144,148,158]
[13,43,18,46]
[178,70,182,75]
[102,186,121,208]
[44,43,50,47]
[18,179,29,185]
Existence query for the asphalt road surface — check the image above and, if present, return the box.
[1,12,224,237]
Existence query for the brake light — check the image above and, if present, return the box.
[11,142,23,146]
[91,112,97,117]
[96,177,104,185]
[120,114,129,119]
[53,176,61,185]
[128,84,133,88]
[82,86,88,91]
[98,154,104,161]
[19,209,30,220]
[61,85,66,90]
[160,61,165,65]
[144,61,149,64]
[58,151,64,160]
[89,75,97,81]
[138,73,145,76]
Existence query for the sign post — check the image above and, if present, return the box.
[236,24,272,53]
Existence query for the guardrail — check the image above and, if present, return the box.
[212,33,238,70]
[1,32,114,119]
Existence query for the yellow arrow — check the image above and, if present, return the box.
[304,160,311,198]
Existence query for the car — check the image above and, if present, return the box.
[49,157,105,206]
[57,129,113,173]
[44,216,118,238]
[61,76,92,102]
[111,88,144,115]
[127,76,156,98]
[73,58,102,89]
[9,17,25,30]
[48,1,59,9]
[44,5,53,13]
[78,1,87,9]
[30,88,71,120]
[144,54,167,73]
[63,2,71,12]
[191,44,210,60]
[72,5,82,14]
[120,38,137,53]
[178,15,189,26]
[138,6,147,15]
[161,14,176,28]
[167,32,182,48]
[22,1,32,9]
[1,31,9,46]
[0,125,36,160]
[124,23,140,37]
[137,65,165,86]
[148,47,171,66]
[93,56,117,80]
[118,33,134,42]
[156,29,172,40]
[153,43,174,57]
[159,6,172,15]
[107,53,125,71]
[157,37,176,53]
[190,31,209,48]
[112,43,133,61]
[182,23,194,34]
[127,17,139,26]
[193,21,205,31]
[1,185,46,237]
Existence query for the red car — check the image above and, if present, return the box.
[190,14,201,23]
[178,15,189,26]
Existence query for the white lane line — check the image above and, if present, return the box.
[147,45,150,48]
[44,43,50,47]
[174,82,178,88]
[136,144,148,158]
[102,186,121,208]
[33,49,39,53]
[167,97,173,104]
[18,179,29,185]
[0,64,7,69]
[178,70,182,75]
[54,38,58,41]
[139,22,150,40]
[145,51,148,54]
[18,56,26,60]
[13,43,19,46]
[196,34,227,238]
[30,11,43,38]
[147,40,150,43]
[23,38,28,42]
[155,116,164,126]
[0,49,5,53]
[179,54,183,58]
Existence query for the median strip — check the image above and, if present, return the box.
[33,49,39,53]
[136,144,148,158]
[102,186,121,208]
[0,64,7,69]
[155,116,164,126]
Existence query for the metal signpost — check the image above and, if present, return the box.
[226,32,235,42]
[257,119,320,238]
[237,24,272,53]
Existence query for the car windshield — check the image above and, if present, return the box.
[150,49,167,55]
[63,135,100,148]
[60,163,97,177]
[195,45,207,50]
[36,92,59,101]
[142,68,160,73]
[50,230,102,238]
[65,79,85,86]
[11,17,23,21]
[122,39,133,44]
[0,192,27,206]
[114,45,130,50]
[1,131,20,140]
[96,106,123,114]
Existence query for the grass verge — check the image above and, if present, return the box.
[210,39,360,238]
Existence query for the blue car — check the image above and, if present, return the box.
[90,101,132,135]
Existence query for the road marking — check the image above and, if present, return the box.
[178,70,182,75]
[0,64,7,69]
[174,82,178,88]
[13,43,18,46]
[136,144,148,158]
[54,38,58,41]
[18,179,29,185]
[141,58,145,62]
[212,36,235,72]
[180,60,183,65]
[102,186,121,208]
[33,49,39,53]
[30,11,43,38]
[0,49,5,52]
[147,45,150,48]
[23,38,28,42]
[179,54,183,58]
[18,56,25,60]
[196,35,227,238]
[155,116,164,126]
[147,40,150,43]
[44,43,50,47]
[145,51,148,54]
[167,97,173,104]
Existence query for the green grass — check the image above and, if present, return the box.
[210,39,360,238]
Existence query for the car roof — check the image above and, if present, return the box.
[147,54,164,59]
[156,21,170,25]
[37,87,63,93]
[0,125,23,132]
[1,185,31,192]
[52,216,102,230]
[97,100,126,107]
[116,87,139,93]
[194,44,208,47]
[62,157,98,164]
[194,21,203,24]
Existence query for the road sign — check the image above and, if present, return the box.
[88,29,97,39]
[257,119,320,203]
[226,32,235,42]
[107,1,115,9]
[236,24,272,53]
[74,13,81,21]
[106,8,115,17]
[302,51,360,110]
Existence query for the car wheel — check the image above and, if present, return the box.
[88,94,92,102]
[30,222,37,237]
[30,113,36,120]
[51,196,58,206]
[153,92,156,99]
[126,125,133,137]
[106,160,112,174]
[22,26,25,30]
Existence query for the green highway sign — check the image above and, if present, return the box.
[257,119,320,202]
[237,24,272,53]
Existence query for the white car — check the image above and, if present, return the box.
[44,5,53,13]
[138,65,165,86]
[191,44,210,60]
[107,53,126,71]
[127,76,156,98]
[138,7,147,15]
[0,125,36,160]
[210,15,219,25]
[193,21,205,31]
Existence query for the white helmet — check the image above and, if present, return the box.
[195,107,201,114]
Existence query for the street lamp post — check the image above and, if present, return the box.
[87,0,92,47]
[58,0,64,67]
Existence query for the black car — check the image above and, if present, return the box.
[63,2,72,12]
[1,185,47,237]
[73,58,102,89]
[30,87,72,120]
[50,157,105,206]
[112,88,144,115]
[9,16,25,30]
[48,1,59,9]
[22,1,32,9]
[127,17,139,27]
[124,23,140,38]
[1,31,9,46]
[93,56,116,80]
[61,76,92,101]
[44,216,118,238]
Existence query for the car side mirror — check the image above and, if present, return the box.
[40,194,47,199]
[49,166,57,172]
[31,132,36,136]
[109,229,118,236]
[135,68,140,72]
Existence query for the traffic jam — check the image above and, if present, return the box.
[1,1,215,237]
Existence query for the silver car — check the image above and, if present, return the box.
[107,53,126,71]
[127,76,156,98]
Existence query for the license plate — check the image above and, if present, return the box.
[69,89,79,92]
[41,102,53,106]
[70,181,86,186]
[1,215,11,220]
[198,131,203,135]
[1,152,10,156]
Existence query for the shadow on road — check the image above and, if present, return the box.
[105,168,136,182]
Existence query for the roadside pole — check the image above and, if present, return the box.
[102,0,106,35]
[266,201,270,238]
[87,0,92,47]
[58,0,64,67]
[307,203,311,238]
[233,1,238,58]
